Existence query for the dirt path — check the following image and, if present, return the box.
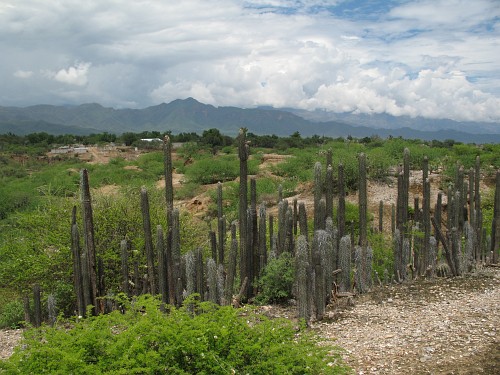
[315,267,500,374]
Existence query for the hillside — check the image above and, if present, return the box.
[2,99,500,142]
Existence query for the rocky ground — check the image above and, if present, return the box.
[315,266,500,374]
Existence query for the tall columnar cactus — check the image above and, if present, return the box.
[217,264,225,305]
[313,161,323,231]
[250,178,259,279]
[71,207,85,317]
[403,148,410,229]
[295,235,310,324]
[475,156,483,261]
[422,176,431,275]
[225,221,238,305]
[217,182,225,265]
[195,247,205,300]
[428,236,437,278]
[491,170,500,264]
[238,128,249,296]
[185,250,196,296]
[120,239,129,298]
[358,153,368,248]
[393,228,401,282]
[338,235,352,292]
[298,202,309,244]
[285,206,294,253]
[156,225,168,304]
[207,258,218,304]
[33,284,42,328]
[326,164,334,220]
[80,169,98,313]
[312,230,326,321]
[140,187,156,295]
[457,165,465,230]
[451,227,461,276]
[163,135,174,232]
[358,153,369,291]
[258,203,267,273]
[171,208,181,305]
[209,231,217,262]
[464,222,475,272]
[434,192,442,239]
[293,198,298,235]
[391,203,395,234]
[337,163,346,239]
[277,200,286,255]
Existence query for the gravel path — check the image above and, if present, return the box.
[314,267,500,374]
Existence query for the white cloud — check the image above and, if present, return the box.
[54,62,91,86]
[13,70,33,78]
[0,0,499,123]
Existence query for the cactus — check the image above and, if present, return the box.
[163,135,174,231]
[171,208,181,305]
[422,175,431,276]
[185,250,196,297]
[428,236,437,278]
[293,198,298,235]
[298,202,309,243]
[393,228,401,282]
[358,153,370,291]
[47,294,57,326]
[277,200,286,255]
[140,187,156,295]
[250,178,259,280]
[258,203,267,273]
[217,183,226,265]
[120,239,130,298]
[295,235,310,324]
[156,225,168,304]
[80,169,98,313]
[225,221,238,305]
[475,156,483,261]
[207,258,218,304]
[33,284,42,328]
[209,230,217,262]
[491,170,500,263]
[403,148,410,229]
[312,230,326,320]
[71,209,85,317]
[338,235,352,292]
[391,203,395,234]
[451,227,461,276]
[326,164,334,220]
[237,128,249,296]
[337,163,346,239]
[313,161,323,231]
[217,264,225,305]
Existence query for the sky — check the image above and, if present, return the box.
[1,0,499,123]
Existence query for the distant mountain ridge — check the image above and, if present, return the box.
[1,98,500,143]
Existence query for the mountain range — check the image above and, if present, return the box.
[1,98,500,143]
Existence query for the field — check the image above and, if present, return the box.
[0,131,499,373]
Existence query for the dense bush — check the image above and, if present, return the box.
[0,295,349,374]
[254,252,295,305]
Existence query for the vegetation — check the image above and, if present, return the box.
[1,128,500,371]
[1,295,349,374]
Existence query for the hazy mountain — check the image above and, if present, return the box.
[284,108,500,135]
[1,98,500,143]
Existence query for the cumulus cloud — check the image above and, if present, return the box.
[53,62,91,86]
[0,0,499,123]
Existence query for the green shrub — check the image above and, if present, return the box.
[0,300,24,329]
[254,252,295,305]
[1,295,349,374]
